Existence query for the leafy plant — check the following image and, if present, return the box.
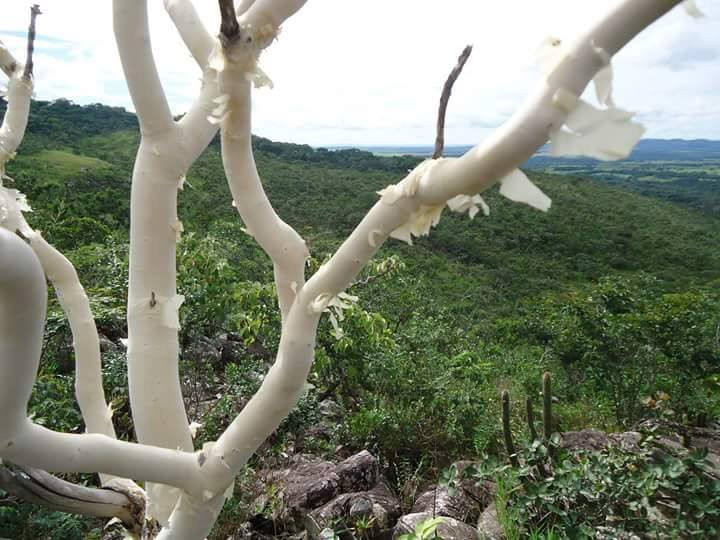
[474,431,720,538]
[397,516,445,540]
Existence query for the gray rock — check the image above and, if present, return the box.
[335,450,379,492]
[348,496,374,520]
[411,485,477,523]
[185,335,222,364]
[98,333,118,353]
[260,451,380,531]
[477,503,504,540]
[306,479,400,538]
[319,399,343,419]
[452,461,497,507]
[561,429,611,451]
[393,512,478,540]
[406,461,495,529]
[608,431,642,451]
[218,335,243,364]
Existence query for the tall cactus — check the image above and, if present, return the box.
[543,371,557,460]
[543,372,552,441]
[502,390,519,467]
[526,397,538,442]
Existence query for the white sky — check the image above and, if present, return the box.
[1,1,718,146]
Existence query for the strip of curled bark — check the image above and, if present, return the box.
[433,45,473,159]
[0,463,144,533]
[23,4,42,80]
[218,0,241,46]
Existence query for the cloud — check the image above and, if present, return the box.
[1,0,718,145]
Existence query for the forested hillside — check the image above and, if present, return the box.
[2,99,719,539]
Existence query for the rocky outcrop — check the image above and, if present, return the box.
[237,421,719,539]
[248,453,497,539]
[409,462,495,525]
[306,480,400,539]
[253,450,381,533]
[393,513,478,540]
[561,423,720,479]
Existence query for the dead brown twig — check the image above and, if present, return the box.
[23,4,41,80]
[433,45,473,159]
[218,0,241,46]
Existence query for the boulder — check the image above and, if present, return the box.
[477,503,504,540]
[393,512,478,540]
[217,333,244,364]
[98,333,118,353]
[259,451,380,531]
[410,462,495,523]
[608,431,642,451]
[185,335,222,364]
[319,399,343,419]
[306,479,400,539]
[411,485,477,523]
[560,429,611,451]
[335,450,379,492]
[452,461,497,508]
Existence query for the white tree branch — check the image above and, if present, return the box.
[241,0,307,29]
[0,77,32,177]
[124,135,197,524]
[26,232,119,484]
[218,71,308,324]
[416,0,682,206]
[176,70,221,163]
[113,0,173,135]
[236,0,256,17]
[155,491,226,540]
[164,0,214,70]
[0,230,229,500]
[0,35,137,494]
[0,40,20,78]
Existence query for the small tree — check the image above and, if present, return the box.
[0,0,705,537]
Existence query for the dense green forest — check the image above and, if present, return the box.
[1,99,719,539]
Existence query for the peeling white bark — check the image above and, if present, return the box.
[0,77,31,178]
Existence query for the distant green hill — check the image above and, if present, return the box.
[5,99,719,326]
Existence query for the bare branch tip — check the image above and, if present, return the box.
[15,229,30,244]
[433,44,474,159]
[23,3,42,80]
